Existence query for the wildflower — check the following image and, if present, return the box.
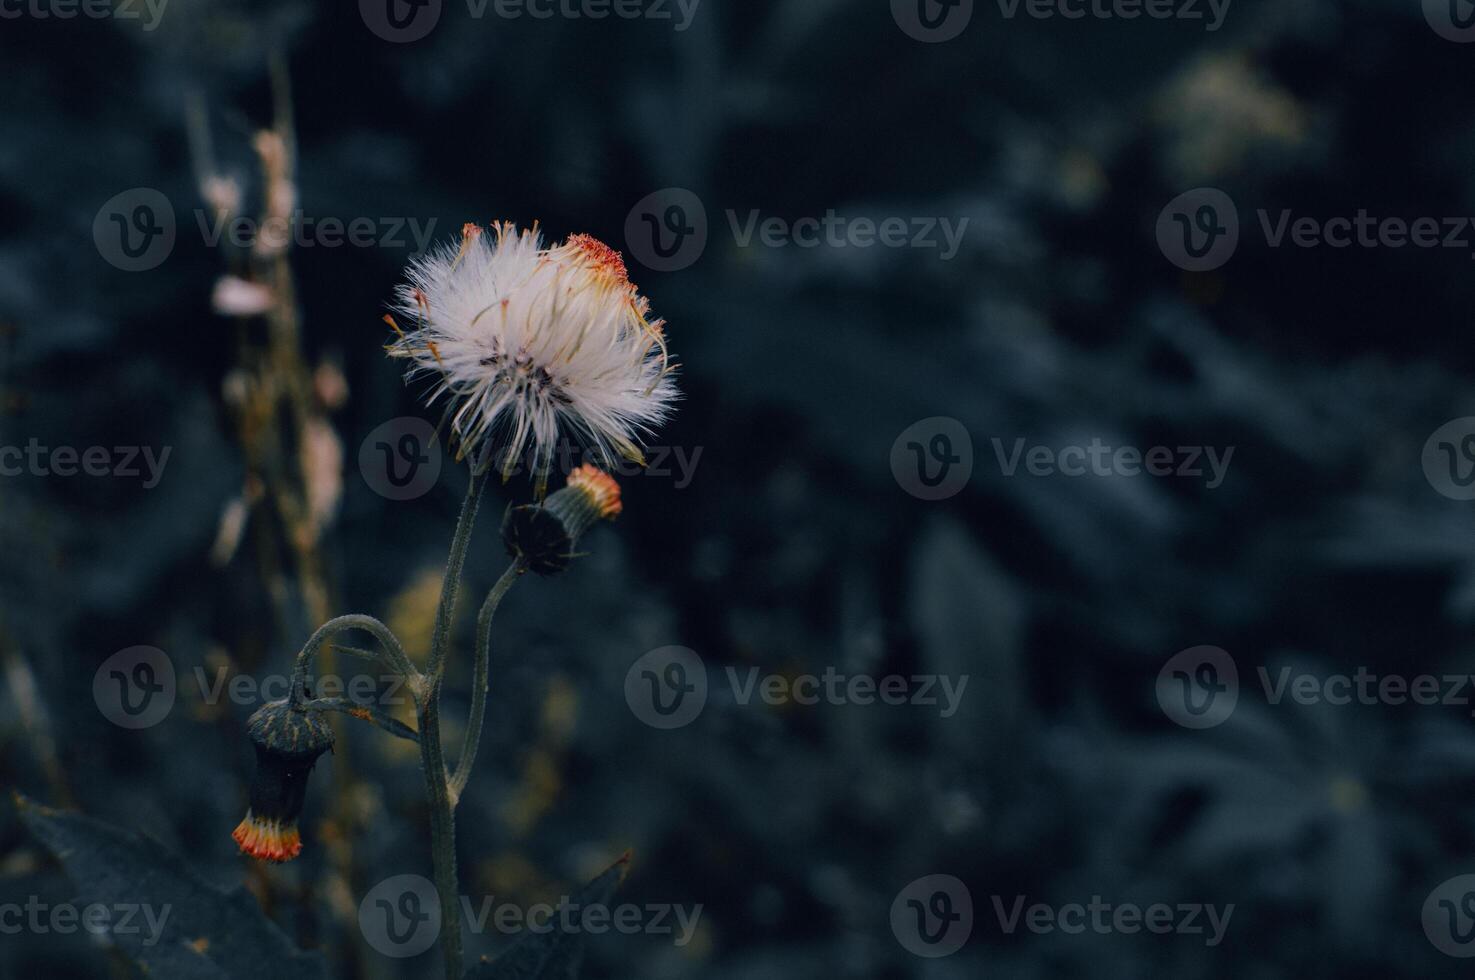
[502,464,623,574]
[385,223,677,491]
[231,699,334,863]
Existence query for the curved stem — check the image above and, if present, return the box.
[290,614,416,704]
[449,558,525,804]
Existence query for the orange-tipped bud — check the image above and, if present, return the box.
[566,463,623,520]
[231,700,333,864]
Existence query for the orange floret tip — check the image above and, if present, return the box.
[567,464,623,519]
[232,811,303,863]
[565,234,632,289]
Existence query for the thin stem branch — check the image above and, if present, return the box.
[449,558,525,805]
[305,698,420,742]
[290,614,417,704]
[428,472,484,683]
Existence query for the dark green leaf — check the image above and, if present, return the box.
[15,794,327,980]
[463,852,630,980]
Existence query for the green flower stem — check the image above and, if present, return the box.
[448,558,525,805]
[428,471,485,684]
[420,471,484,980]
[418,676,462,980]
[285,471,491,980]
[289,614,416,705]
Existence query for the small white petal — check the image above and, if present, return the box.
[212,275,274,317]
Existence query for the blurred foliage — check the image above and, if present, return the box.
[3,0,1475,977]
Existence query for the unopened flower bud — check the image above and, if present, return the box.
[231,699,334,863]
[501,464,622,575]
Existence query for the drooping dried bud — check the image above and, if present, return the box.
[501,464,623,575]
[231,699,334,863]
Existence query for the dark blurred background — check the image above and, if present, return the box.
[6,0,1475,976]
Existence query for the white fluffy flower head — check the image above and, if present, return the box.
[386,222,677,490]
